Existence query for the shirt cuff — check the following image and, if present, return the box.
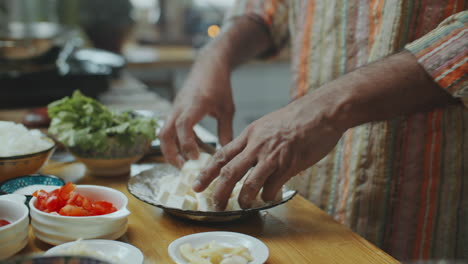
[224,0,290,59]
[405,11,468,107]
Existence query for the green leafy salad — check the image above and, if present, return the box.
[48,90,157,152]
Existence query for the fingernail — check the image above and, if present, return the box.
[177,156,185,167]
[187,150,198,160]
[192,179,202,191]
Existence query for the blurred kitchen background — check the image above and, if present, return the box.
[0,0,290,137]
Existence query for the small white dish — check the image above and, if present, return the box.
[45,239,144,264]
[168,231,269,264]
[29,185,130,245]
[0,193,26,204]
[0,194,29,260]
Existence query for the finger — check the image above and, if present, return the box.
[212,150,257,211]
[238,160,277,209]
[217,112,233,146]
[261,168,291,202]
[175,109,204,160]
[161,138,186,169]
[193,133,247,192]
[160,114,185,168]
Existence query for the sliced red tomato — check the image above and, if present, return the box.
[32,182,118,217]
[67,192,81,206]
[0,219,10,227]
[59,204,90,216]
[33,189,50,211]
[82,197,93,211]
[92,201,118,215]
[58,182,75,201]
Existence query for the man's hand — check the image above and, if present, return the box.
[192,51,459,211]
[193,89,346,210]
[159,17,274,168]
[159,60,234,168]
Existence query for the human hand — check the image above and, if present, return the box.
[192,90,346,211]
[160,14,276,169]
[159,58,235,168]
[192,50,459,211]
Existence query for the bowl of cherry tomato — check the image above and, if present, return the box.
[0,194,29,260]
[29,183,130,245]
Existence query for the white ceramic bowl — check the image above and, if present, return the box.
[29,185,130,245]
[168,231,269,264]
[0,194,29,260]
[45,239,144,264]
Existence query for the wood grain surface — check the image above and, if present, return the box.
[16,166,399,264]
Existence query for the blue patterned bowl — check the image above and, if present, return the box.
[0,174,65,205]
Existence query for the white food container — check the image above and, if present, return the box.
[0,194,29,260]
[29,185,130,245]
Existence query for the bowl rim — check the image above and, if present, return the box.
[0,174,65,196]
[0,199,29,231]
[29,184,129,219]
[0,173,65,187]
[0,135,56,160]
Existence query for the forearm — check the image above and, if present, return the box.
[195,16,273,71]
[312,51,460,132]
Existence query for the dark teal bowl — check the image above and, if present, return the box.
[0,174,65,205]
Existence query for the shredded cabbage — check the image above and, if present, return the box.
[48,90,157,152]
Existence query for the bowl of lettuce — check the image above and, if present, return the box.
[48,91,157,177]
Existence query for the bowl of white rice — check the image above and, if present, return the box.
[0,121,56,181]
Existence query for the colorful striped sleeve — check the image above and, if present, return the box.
[405,11,468,107]
[224,0,290,58]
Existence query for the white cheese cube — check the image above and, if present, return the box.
[156,190,170,204]
[166,195,186,208]
[181,160,200,174]
[226,197,241,211]
[231,183,242,198]
[204,177,219,194]
[197,152,212,167]
[181,195,197,210]
[196,193,215,211]
[183,171,199,185]
[173,178,189,196]
[181,153,212,174]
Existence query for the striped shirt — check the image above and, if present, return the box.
[227,1,468,261]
